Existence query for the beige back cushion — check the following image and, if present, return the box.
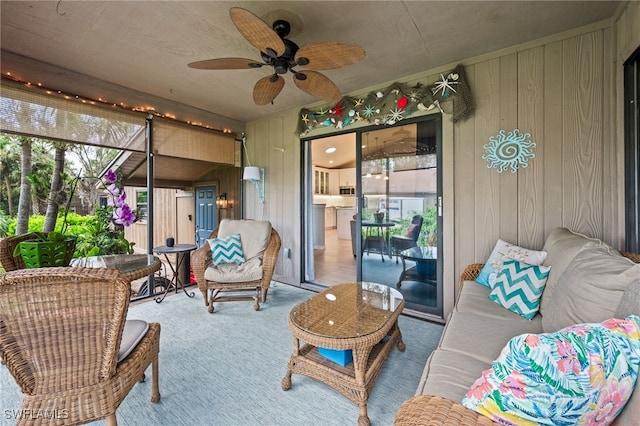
[538,228,599,316]
[218,219,272,261]
[541,244,640,332]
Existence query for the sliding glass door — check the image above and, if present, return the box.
[303,115,443,318]
[359,118,442,317]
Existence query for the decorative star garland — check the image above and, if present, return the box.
[297,64,474,136]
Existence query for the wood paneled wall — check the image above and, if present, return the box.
[243,9,638,317]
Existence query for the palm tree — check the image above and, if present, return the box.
[42,142,67,232]
[16,136,32,235]
[0,135,20,216]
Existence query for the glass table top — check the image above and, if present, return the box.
[70,254,160,275]
[400,246,437,261]
[290,282,404,339]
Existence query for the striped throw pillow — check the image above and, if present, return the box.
[488,259,550,320]
[207,233,245,265]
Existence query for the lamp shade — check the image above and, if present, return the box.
[243,166,261,181]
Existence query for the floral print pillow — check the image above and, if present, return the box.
[475,239,547,287]
[462,315,640,425]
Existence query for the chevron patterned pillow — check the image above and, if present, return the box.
[207,233,245,266]
[488,259,550,320]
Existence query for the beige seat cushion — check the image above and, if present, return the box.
[455,280,532,320]
[542,244,640,332]
[118,319,149,363]
[438,311,543,364]
[417,349,491,402]
[204,257,263,283]
[218,219,271,261]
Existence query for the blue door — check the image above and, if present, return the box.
[195,185,217,247]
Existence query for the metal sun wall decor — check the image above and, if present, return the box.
[297,64,475,136]
[483,129,536,173]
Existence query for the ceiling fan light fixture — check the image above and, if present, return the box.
[191,7,365,105]
[272,19,291,38]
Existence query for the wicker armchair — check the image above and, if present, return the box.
[0,267,160,426]
[192,219,281,313]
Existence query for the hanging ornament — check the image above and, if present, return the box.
[483,129,536,173]
[397,96,408,109]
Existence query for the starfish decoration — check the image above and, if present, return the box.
[432,73,458,97]
[301,114,310,124]
[354,98,364,107]
[316,108,328,115]
[362,105,376,118]
[407,91,421,102]
[332,103,344,117]
[387,107,405,122]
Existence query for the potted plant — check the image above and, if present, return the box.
[12,231,77,268]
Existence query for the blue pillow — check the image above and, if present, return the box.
[488,260,550,320]
[207,233,245,265]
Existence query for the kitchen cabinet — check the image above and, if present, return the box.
[339,168,356,187]
[325,206,336,229]
[328,170,339,195]
[313,166,331,195]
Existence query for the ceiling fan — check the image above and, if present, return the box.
[188,7,365,105]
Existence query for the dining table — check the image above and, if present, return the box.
[361,220,396,261]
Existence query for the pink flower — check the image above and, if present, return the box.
[582,380,632,424]
[556,339,581,374]
[602,318,640,338]
[499,372,527,399]
[466,370,494,400]
[525,334,540,348]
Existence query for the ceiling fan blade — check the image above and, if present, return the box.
[295,42,365,70]
[188,58,263,70]
[253,75,285,105]
[293,70,342,103]
[230,7,285,58]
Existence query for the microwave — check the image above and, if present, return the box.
[339,186,355,195]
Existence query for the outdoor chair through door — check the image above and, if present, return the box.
[390,215,424,263]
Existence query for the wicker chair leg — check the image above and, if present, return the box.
[151,356,161,403]
[261,287,268,303]
[106,413,117,426]
[200,288,208,306]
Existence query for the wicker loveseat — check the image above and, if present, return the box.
[394,228,640,425]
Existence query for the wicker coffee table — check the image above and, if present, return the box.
[282,282,405,426]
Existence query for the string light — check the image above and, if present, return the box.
[2,72,237,136]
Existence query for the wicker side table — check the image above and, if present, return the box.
[282,282,405,426]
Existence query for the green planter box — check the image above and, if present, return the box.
[17,237,77,268]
